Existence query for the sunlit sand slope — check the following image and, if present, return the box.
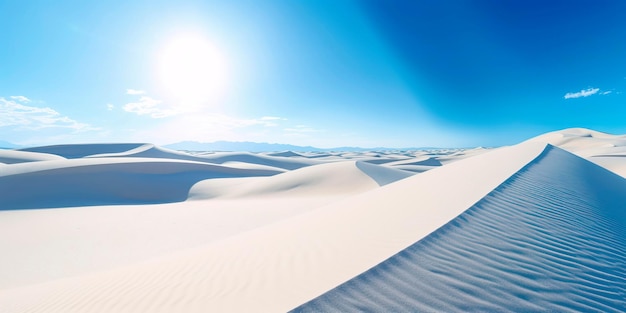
[529,127,626,177]
[294,145,626,312]
[0,142,543,313]
[189,160,413,199]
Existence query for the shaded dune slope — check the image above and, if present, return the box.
[265,151,304,158]
[528,128,626,177]
[18,143,317,171]
[18,143,146,159]
[354,161,413,186]
[200,151,318,170]
[0,149,65,164]
[294,145,626,312]
[383,156,442,167]
[83,144,215,162]
[0,159,279,210]
[0,142,546,312]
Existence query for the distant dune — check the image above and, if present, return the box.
[0,149,65,164]
[165,140,320,152]
[189,160,413,200]
[18,143,148,158]
[164,140,447,152]
[0,128,625,312]
[0,158,280,210]
[527,127,626,177]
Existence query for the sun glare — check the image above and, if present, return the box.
[157,34,229,110]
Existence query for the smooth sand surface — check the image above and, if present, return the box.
[0,149,65,164]
[0,157,280,210]
[0,142,543,312]
[295,145,626,311]
[1,128,625,312]
[529,127,626,177]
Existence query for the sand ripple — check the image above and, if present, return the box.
[294,146,626,312]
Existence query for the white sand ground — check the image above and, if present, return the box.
[528,127,626,177]
[0,128,625,312]
[0,144,421,292]
[294,145,626,311]
[0,149,65,164]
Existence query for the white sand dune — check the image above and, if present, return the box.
[193,151,321,170]
[354,161,414,185]
[383,155,442,167]
[294,145,626,311]
[0,145,413,292]
[529,127,626,177]
[294,151,336,159]
[265,150,305,158]
[386,164,438,173]
[84,144,290,173]
[330,152,411,165]
[0,141,545,312]
[433,147,490,165]
[0,149,65,164]
[0,157,411,291]
[18,143,148,158]
[18,143,316,171]
[83,143,218,162]
[189,160,413,199]
[97,144,294,172]
[0,157,279,210]
[0,196,339,290]
[220,160,289,172]
[1,131,625,312]
[528,128,626,153]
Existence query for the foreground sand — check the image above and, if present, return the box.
[0,128,625,312]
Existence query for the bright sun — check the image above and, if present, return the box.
[157,34,228,110]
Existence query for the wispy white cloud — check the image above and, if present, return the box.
[10,95,31,103]
[126,89,146,95]
[123,96,178,118]
[601,90,612,95]
[260,116,286,121]
[0,97,96,131]
[106,103,115,111]
[127,112,303,144]
[257,116,287,127]
[564,87,600,99]
[188,114,287,129]
[284,125,324,133]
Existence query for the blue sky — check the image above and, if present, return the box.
[2,0,626,148]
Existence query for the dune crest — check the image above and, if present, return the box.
[0,158,279,210]
[0,141,546,312]
[294,145,626,311]
[1,131,625,312]
[528,127,626,177]
[0,149,65,164]
[18,143,147,158]
[189,160,413,199]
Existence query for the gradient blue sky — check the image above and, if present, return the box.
[2,0,626,148]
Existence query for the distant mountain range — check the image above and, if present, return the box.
[164,141,442,152]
